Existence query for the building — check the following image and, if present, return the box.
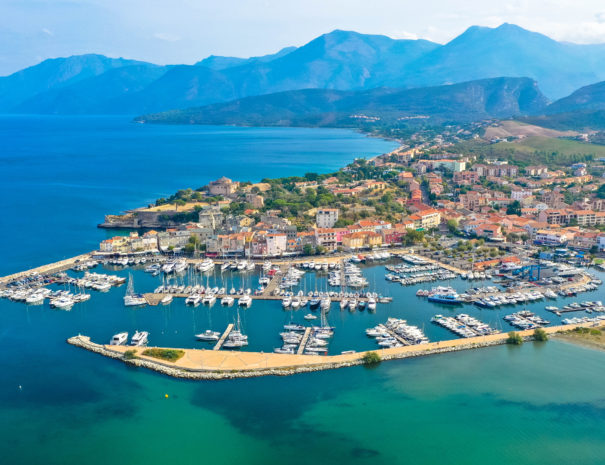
[316,208,339,228]
[534,229,571,246]
[511,189,533,200]
[208,177,240,196]
[473,164,518,177]
[407,209,441,230]
[245,193,264,208]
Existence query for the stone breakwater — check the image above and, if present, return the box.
[67,325,584,380]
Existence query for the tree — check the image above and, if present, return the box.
[507,331,523,345]
[362,351,381,365]
[533,328,548,342]
[506,200,522,216]
[447,219,459,233]
[303,244,314,256]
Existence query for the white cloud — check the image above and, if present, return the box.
[41,28,53,36]
[391,30,418,40]
[153,32,181,42]
[596,11,605,23]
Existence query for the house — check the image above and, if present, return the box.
[475,223,503,239]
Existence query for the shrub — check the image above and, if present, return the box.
[123,350,137,360]
[533,328,548,342]
[507,331,523,345]
[142,348,185,362]
[362,351,381,365]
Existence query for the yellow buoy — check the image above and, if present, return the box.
[165,394,169,398]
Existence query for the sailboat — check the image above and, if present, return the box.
[123,273,147,307]
[223,310,249,348]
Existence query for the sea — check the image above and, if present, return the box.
[2,116,605,465]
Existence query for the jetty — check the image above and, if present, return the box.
[213,324,234,350]
[67,322,597,380]
[297,327,313,354]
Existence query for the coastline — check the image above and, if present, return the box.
[554,326,605,352]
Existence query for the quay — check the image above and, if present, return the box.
[213,324,234,350]
[0,253,93,288]
[297,327,313,354]
[67,322,596,380]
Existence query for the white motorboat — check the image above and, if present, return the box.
[110,332,128,345]
[160,294,173,305]
[304,314,318,320]
[196,330,221,341]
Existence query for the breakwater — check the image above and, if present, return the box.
[67,323,590,380]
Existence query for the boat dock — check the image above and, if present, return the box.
[384,327,410,346]
[297,327,312,354]
[213,324,234,350]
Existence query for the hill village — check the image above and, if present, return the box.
[99,134,605,269]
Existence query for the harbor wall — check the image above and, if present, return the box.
[67,324,589,381]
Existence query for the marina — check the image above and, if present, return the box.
[2,248,605,360]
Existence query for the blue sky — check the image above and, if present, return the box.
[2,0,605,75]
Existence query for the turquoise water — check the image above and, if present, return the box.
[2,116,605,464]
[0,115,396,276]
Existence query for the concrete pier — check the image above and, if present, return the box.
[213,324,234,350]
[297,327,312,354]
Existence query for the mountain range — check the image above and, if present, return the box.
[136,77,549,126]
[3,23,605,118]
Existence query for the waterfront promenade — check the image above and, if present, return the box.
[68,322,595,380]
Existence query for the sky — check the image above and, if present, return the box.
[2,0,605,75]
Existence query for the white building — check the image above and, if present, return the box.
[511,189,532,200]
[316,208,339,228]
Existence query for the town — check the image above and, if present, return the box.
[98,122,605,269]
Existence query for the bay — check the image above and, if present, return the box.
[0,115,397,276]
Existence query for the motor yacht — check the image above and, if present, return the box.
[130,331,149,346]
[110,332,128,345]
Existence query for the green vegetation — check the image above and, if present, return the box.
[533,328,548,342]
[572,327,602,336]
[141,348,186,362]
[506,331,524,345]
[123,350,137,360]
[362,351,382,365]
[453,137,603,168]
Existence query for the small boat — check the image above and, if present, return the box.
[160,294,173,305]
[110,332,128,345]
[196,330,221,341]
[238,295,252,307]
[304,314,318,320]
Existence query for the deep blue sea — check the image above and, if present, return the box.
[0,115,397,276]
[2,116,605,465]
